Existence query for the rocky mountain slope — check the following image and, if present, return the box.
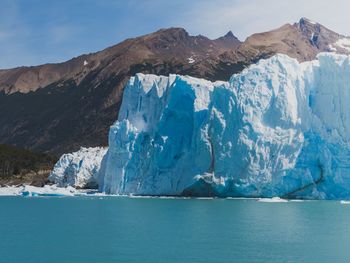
[0,18,349,155]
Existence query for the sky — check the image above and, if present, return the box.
[1,0,350,69]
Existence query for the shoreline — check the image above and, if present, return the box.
[1,185,350,203]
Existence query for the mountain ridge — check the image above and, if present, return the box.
[0,27,241,94]
[1,18,349,155]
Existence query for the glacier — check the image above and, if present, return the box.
[49,147,107,188]
[52,52,350,199]
[98,53,350,199]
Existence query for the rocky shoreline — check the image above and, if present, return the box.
[0,169,51,188]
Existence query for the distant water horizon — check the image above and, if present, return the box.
[1,197,350,263]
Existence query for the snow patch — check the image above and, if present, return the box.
[334,38,350,52]
[258,197,288,203]
[187,56,195,64]
[310,32,315,42]
[328,44,337,52]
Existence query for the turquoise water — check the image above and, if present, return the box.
[1,197,350,263]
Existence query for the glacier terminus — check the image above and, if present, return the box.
[51,53,350,199]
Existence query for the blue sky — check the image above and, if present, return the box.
[1,0,350,69]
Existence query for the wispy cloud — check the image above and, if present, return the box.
[0,30,12,41]
[180,0,350,40]
[49,25,79,44]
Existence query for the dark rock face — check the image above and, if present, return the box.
[0,19,349,155]
[296,17,343,52]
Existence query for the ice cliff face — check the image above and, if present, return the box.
[49,147,107,188]
[97,53,350,199]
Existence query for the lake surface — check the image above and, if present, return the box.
[1,197,350,263]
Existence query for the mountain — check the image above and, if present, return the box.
[0,28,241,95]
[0,18,349,155]
[0,28,241,155]
[237,17,349,60]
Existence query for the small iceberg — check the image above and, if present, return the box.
[0,185,85,197]
[0,186,24,196]
[257,197,288,203]
[20,185,78,197]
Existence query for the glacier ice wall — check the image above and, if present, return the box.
[49,147,107,188]
[99,53,350,199]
